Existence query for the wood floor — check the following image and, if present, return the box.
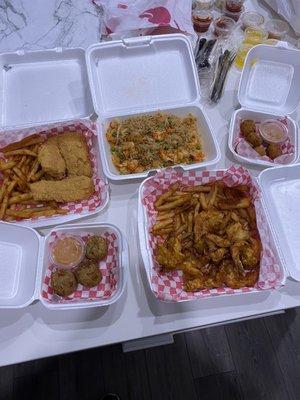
[1,307,300,400]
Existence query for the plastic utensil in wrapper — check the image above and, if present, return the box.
[265,19,289,40]
[213,16,236,38]
[50,234,85,269]
[192,9,213,33]
[241,11,264,30]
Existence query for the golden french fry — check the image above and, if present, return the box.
[154,228,172,236]
[194,202,200,218]
[0,180,16,219]
[0,195,9,219]
[152,218,173,232]
[17,155,27,169]
[199,192,208,210]
[174,214,181,231]
[4,149,37,157]
[30,169,45,182]
[0,160,16,171]
[12,167,27,182]
[182,185,211,193]
[0,179,8,202]
[155,183,180,208]
[156,211,174,221]
[28,159,40,180]
[187,212,193,234]
[8,193,33,205]
[208,184,218,207]
[1,135,44,153]
[156,197,189,211]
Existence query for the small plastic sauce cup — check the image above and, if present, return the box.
[213,16,236,38]
[259,120,288,144]
[265,19,289,40]
[50,234,85,269]
[193,9,213,32]
[224,0,244,21]
[240,11,264,30]
[243,27,268,45]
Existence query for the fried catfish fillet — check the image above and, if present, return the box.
[38,136,66,179]
[30,176,94,202]
[57,133,92,177]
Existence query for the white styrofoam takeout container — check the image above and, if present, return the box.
[258,164,300,282]
[0,47,109,228]
[137,167,300,302]
[85,34,220,181]
[0,222,128,309]
[228,44,300,168]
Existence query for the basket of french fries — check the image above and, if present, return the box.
[0,120,108,228]
[138,166,285,302]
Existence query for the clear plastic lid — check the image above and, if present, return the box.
[238,44,300,115]
[86,34,200,117]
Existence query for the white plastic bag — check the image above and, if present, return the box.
[94,0,195,39]
[263,0,300,34]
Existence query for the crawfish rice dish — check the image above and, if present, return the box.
[151,182,262,292]
[106,113,205,174]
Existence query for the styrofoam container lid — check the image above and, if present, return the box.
[86,34,200,117]
[259,165,300,281]
[0,47,94,129]
[238,44,300,115]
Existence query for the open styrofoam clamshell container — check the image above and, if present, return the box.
[0,47,109,228]
[259,164,300,282]
[0,222,128,309]
[85,34,220,181]
[229,44,300,168]
[137,166,291,303]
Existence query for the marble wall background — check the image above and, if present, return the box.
[0,0,103,52]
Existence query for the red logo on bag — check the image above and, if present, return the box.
[139,6,171,25]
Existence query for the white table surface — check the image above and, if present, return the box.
[0,0,300,367]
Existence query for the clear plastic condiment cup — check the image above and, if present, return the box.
[49,234,86,269]
[243,27,268,45]
[240,11,264,30]
[192,9,213,33]
[265,19,289,40]
[213,16,236,38]
[259,120,288,144]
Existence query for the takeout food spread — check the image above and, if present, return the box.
[1,35,300,310]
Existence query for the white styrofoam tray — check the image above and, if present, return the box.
[0,222,128,309]
[228,44,300,168]
[0,48,94,130]
[137,168,290,303]
[98,105,220,181]
[0,121,109,229]
[259,164,300,282]
[86,34,220,181]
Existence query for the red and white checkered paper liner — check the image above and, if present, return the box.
[141,166,284,302]
[42,231,119,303]
[233,117,295,164]
[0,120,108,223]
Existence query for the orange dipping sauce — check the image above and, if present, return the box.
[51,235,85,268]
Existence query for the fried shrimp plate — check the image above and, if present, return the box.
[152,182,261,292]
